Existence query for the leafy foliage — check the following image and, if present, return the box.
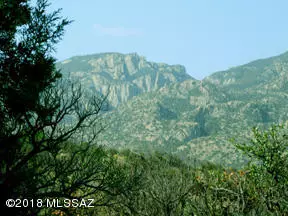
[233,125,288,213]
[0,1,141,215]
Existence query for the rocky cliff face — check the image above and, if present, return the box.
[57,52,192,108]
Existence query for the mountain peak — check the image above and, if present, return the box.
[57,52,193,107]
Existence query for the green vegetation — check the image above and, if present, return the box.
[0,1,140,215]
[1,0,287,215]
[48,126,288,215]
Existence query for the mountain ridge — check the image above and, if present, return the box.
[57,52,193,108]
[57,51,288,167]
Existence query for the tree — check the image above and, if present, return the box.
[233,125,288,214]
[0,1,141,215]
[120,153,196,216]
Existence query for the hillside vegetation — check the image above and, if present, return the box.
[58,51,288,167]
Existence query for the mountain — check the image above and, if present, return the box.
[57,52,288,167]
[205,51,288,92]
[57,52,192,108]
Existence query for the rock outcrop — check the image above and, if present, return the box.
[58,52,192,108]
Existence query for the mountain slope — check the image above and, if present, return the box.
[57,51,288,167]
[204,51,288,91]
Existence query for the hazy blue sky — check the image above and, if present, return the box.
[48,0,288,79]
